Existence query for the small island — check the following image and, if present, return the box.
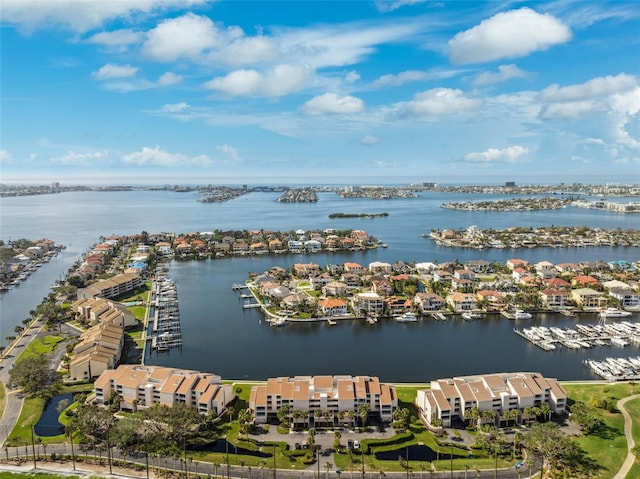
[329,212,389,219]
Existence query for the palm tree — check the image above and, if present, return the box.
[480,409,497,427]
[464,407,479,427]
[325,461,333,479]
[539,403,551,422]
[358,404,371,428]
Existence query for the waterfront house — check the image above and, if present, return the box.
[454,269,475,281]
[555,262,582,274]
[385,296,412,315]
[340,237,356,249]
[433,270,453,283]
[94,364,234,415]
[512,267,532,284]
[318,298,348,316]
[572,275,600,288]
[392,261,415,274]
[414,292,445,312]
[535,261,557,279]
[452,277,474,292]
[415,262,438,274]
[213,243,231,255]
[476,290,507,310]
[344,262,366,275]
[287,240,304,252]
[570,288,607,309]
[282,293,311,308]
[268,238,283,251]
[539,289,569,308]
[249,375,397,425]
[326,263,344,275]
[249,242,268,254]
[263,284,291,299]
[608,287,640,308]
[305,239,322,251]
[341,273,362,288]
[354,292,384,314]
[416,372,567,428]
[232,242,249,254]
[446,292,477,312]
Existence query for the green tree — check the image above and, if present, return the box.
[524,422,573,477]
[8,354,55,396]
[358,404,371,428]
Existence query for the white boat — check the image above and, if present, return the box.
[395,312,418,322]
[514,309,532,320]
[600,308,632,319]
[270,317,287,327]
[461,311,482,321]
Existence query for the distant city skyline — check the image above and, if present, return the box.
[1,0,639,184]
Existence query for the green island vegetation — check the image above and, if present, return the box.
[328,212,389,219]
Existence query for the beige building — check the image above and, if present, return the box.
[416,372,567,428]
[249,375,397,426]
[69,321,124,381]
[94,364,234,415]
[71,297,137,329]
[79,273,143,300]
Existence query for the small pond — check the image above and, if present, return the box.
[34,393,73,437]
[375,444,467,462]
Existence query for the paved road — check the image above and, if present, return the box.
[612,393,640,479]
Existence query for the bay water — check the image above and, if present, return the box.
[1,189,639,381]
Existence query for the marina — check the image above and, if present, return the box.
[147,275,183,352]
[584,356,640,381]
[514,321,640,351]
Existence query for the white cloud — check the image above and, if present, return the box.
[122,146,210,167]
[92,63,138,80]
[211,36,278,67]
[301,93,365,115]
[102,79,154,93]
[541,74,637,103]
[204,64,313,97]
[345,71,361,83]
[50,150,106,166]
[369,69,465,89]
[448,8,571,64]
[473,64,529,86]
[397,88,482,118]
[143,13,241,62]
[375,0,428,13]
[1,0,206,33]
[359,135,380,145]
[464,145,530,163]
[157,72,183,86]
[216,144,241,163]
[0,149,13,162]
[161,102,190,113]
[86,29,143,52]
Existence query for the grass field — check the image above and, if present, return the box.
[19,335,65,361]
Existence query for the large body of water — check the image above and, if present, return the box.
[1,189,639,382]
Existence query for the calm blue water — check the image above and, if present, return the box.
[34,393,73,436]
[2,190,639,381]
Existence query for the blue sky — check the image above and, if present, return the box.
[1,0,639,185]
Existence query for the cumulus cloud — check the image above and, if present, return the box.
[397,88,482,118]
[143,13,241,62]
[301,93,365,115]
[359,135,380,145]
[122,146,210,167]
[540,73,640,119]
[157,72,183,86]
[92,63,138,80]
[449,8,571,64]
[86,29,143,52]
[204,64,313,97]
[0,149,13,162]
[473,64,529,86]
[2,0,206,33]
[464,145,530,163]
[50,150,106,166]
[210,36,278,66]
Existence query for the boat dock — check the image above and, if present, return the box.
[584,357,640,381]
[148,276,183,352]
[514,321,640,351]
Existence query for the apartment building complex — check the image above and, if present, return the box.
[416,372,567,428]
[78,272,143,300]
[249,375,397,425]
[94,364,234,415]
[69,321,124,381]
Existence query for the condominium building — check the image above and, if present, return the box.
[71,297,137,329]
[69,321,124,381]
[416,372,567,428]
[249,375,397,425]
[79,273,143,300]
[94,364,234,415]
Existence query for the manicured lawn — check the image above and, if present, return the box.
[128,305,147,321]
[563,383,635,479]
[20,335,64,360]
